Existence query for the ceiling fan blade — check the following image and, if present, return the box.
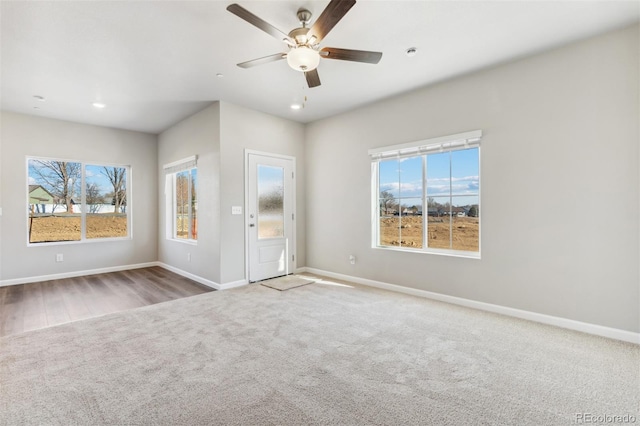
[305,69,321,88]
[237,53,286,69]
[307,0,356,44]
[227,4,291,43]
[320,47,382,64]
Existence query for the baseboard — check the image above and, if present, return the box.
[156,263,220,290]
[155,263,248,291]
[0,259,249,292]
[0,262,159,287]
[219,279,249,290]
[300,267,640,345]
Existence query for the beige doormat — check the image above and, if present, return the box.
[260,275,315,291]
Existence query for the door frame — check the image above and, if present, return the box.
[244,149,297,282]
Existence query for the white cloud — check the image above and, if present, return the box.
[380,181,422,195]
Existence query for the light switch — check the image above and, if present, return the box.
[231,206,242,215]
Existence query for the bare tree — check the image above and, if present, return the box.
[102,167,126,213]
[379,190,396,216]
[86,183,104,213]
[30,161,80,213]
[175,173,189,237]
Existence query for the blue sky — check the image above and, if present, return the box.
[258,164,284,195]
[379,148,479,207]
[85,165,125,197]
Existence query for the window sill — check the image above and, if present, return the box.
[373,245,481,259]
[28,236,132,247]
[168,238,198,246]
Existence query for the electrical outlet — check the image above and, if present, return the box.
[56,253,64,262]
[349,255,356,265]
[187,253,191,262]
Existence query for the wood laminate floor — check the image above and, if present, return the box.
[0,267,214,338]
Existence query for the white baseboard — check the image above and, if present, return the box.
[0,262,159,287]
[219,279,249,290]
[0,259,248,292]
[156,263,220,290]
[155,263,248,291]
[300,267,640,345]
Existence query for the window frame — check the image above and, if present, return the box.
[370,131,482,259]
[26,156,132,246]
[164,156,198,245]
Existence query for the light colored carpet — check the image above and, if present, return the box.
[1,275,638,425]
[260,274,315,291]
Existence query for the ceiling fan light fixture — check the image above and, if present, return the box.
[287,46,320,72]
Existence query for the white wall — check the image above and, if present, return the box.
[158,103,221,284]
[219,102,306,283]
[0,111,158,281]
[305,24,639,333]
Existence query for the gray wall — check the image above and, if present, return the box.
[219,102,306,283]
[156,101,305,285]
[305,24,639,332]
[0,111,158,281]
[158,103,222,284]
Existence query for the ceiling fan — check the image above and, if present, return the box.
[226,0,382,88]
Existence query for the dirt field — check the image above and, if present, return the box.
[29,214,127,242]
[380,216,479,252]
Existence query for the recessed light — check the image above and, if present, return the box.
[216,73,224,78]
[406,47,417,57]
[290,104,302,110]
[33,95,46,102]
[92,102,106,109]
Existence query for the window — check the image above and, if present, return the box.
[370,131,481,257]
[27,158,130,244]
[164,156,197,242]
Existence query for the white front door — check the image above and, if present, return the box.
[247,152,295,282]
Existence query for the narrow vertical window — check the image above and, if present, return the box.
[174,168,197,240]
[164,156,198,243]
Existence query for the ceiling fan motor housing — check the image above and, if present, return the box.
[289,27,312,46]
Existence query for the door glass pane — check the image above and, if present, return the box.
[258,165,284,239]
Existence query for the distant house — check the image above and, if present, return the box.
[402,206,421,215]
[29,185,80,214]
[451,206,466,217]
[427,208,441,217]
[29,185,54,213]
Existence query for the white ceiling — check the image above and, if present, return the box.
[1,1,638,134]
